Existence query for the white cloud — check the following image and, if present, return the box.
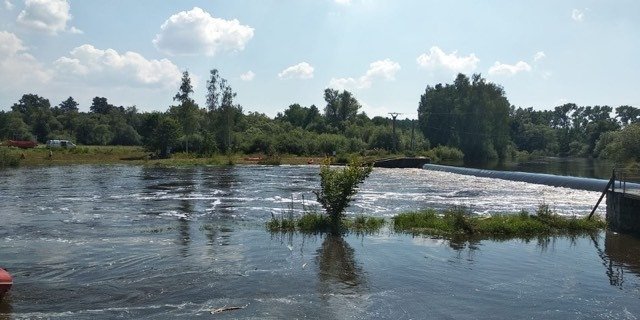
[17,0,80,34]
[488,61,532,76]
[329,58,401,90]
[0,31,24,55]
[53,44,182,88]
[572,9,584,22]
[69,26,83,34]
[533,51,546,62]
[153,7,254,56]
[359,100,390,118]
[0,31,51,87]
[4,0,13,10]
[278,62,314,79]
[240,70,255,81]
[416,46,479,73]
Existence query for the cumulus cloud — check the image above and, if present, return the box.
[533,51,546,62]
[4,0,13,10]
[17,0,81,34]
[278,62,314,79]
[240,70,255,81]
[359,100,391,118]
[416,46,479,73]
[68,26,83,34]
[0,31,24,55]
[0,31,51,86]
[572,9,584,22]
[329,58,401,90]
[53,44,182,88]
[153,7,254,56]
[488,61,532,76]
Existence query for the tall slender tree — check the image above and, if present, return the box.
[172,71,199,153]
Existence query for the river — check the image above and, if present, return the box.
[0,165,639,319]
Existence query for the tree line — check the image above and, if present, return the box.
[1,70,638,164]
[418,74,639,164]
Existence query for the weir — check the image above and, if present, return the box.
[422,164,640,234]
[422,163,633,192]
[372,157,431,168]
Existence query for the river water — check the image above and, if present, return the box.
[1,165,639,319]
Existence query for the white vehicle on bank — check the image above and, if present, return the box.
[46,139,76,148]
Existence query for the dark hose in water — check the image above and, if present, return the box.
[422,164,640,192]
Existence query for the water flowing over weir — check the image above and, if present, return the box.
[423,163,640,192]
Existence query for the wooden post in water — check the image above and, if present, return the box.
[588,169,615,220]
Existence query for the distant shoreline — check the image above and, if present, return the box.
[0,145,333,167]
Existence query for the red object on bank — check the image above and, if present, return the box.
[7,140,37,149]
[0,268,12,299]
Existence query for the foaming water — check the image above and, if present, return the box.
[0,164,637,319]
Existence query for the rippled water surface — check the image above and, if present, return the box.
[1,165,639,319]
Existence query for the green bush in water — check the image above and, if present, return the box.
[314,158,372,232]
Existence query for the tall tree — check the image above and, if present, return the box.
[172,71,199,153]
[90,97,114,115]
[206,69,221,112]
[418,73,510,163]
[174,71,194,105]
[205,68,240,152]
[324,89,361,131]
[58,97,79,113]
[324,88,340,126]
[615,105,640,126]
[11,93,51,125]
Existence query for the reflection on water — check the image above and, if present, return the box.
[315,234,369,319]
[317,235,365,291]
[592,232,640,288]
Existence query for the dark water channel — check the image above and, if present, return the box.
[1,165,639,319]
[469,157,618,180]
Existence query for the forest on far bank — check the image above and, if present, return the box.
[1,70,639,166]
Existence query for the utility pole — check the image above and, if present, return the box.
[388,112,402,153]
[411,119,415,152]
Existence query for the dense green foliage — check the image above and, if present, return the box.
[1,69,638,164]
[314,159,372,230]
[418,74,510,163]
[393,205,606,237]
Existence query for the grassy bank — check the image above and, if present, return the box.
[0,145,335,167]
[1,145,149,166]
[393,205,605,238]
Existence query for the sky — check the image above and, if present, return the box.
[1,0,639,118]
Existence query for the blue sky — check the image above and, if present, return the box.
[1,0,638,118]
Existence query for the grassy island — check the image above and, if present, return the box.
[268,205,606,238]
[393,205,605,238]
[267,213,385,234]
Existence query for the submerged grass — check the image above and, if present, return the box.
[393,205,606,238]
[267,213,385,234]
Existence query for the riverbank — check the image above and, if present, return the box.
[0,145,333,167]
